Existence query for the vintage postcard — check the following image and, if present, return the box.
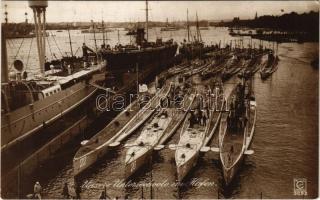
[1,0,318,199]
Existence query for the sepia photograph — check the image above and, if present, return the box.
[1,0,319,199]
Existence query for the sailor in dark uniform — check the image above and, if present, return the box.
[62,182,69,199]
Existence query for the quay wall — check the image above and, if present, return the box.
[2,116,92,198]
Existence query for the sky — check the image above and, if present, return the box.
[2,1,319,23]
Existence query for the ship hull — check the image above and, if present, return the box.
[101,45,178,72]
[125,148,152,179]
[73,145,112,176]
[179,45,215,59]
[260,55,279,80]
[1,71,108,178]
[177,151,199,182]
[219,84,257,186]
[73,99,143,177]
[1,77,100,151]
[223,155,244,185]
[73,108,152,177]
[73,81,174,177]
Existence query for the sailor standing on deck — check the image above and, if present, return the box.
[99,191,107,199]
[202,109,208,126]
[62,182,69,199]
[34,181,42,199]
[75,181,81,199]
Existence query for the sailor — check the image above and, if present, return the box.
[101,43,106,50]
[99,43,108,55]
[22,71,28,80]
[62,182,69,199]
[198,109,203,125]
[75,182,81,199]
[34,181,42,199]
[202,110,208,126]
[61,60,67,71]
[67,64,72,75]
[193,109,198,124]
[189,111,195,128]
[99,191,107,199]
[50,64,55,74]
[82,43,94,62]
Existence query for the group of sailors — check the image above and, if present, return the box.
[189,107,209,128]
[227,83,247,132]
[30,181,127,199]
[159,83,189,109]
[46,43,96,75]
[188,98,210,128]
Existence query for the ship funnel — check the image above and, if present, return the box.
[29,0,48,76]
[29,1,48,8]
[136,28,146,47]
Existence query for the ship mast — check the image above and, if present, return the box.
[102,20,106,45]
[187,9,190,42]
[67,25,74,57]
[2,4,9,82]
[92,20,98,51]
[29,0,48,76]
[195,12,202,43]
[145,0,149,41]
[101,10,106,46]
[1,29,8,83]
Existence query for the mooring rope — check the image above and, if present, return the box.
[9,37,25,71]
[13,37,25,60]
[46,33,55,60]
[51,34,63,57]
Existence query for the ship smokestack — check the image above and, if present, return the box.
[145,0,149,41]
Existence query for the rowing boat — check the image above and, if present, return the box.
[124,83,195,178]
[219,79,257,185]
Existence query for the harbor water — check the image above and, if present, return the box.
[6,27,318,198]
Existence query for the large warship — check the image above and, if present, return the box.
[1,1,105,157]
[98,3,177,74]
[100,28,178,73]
